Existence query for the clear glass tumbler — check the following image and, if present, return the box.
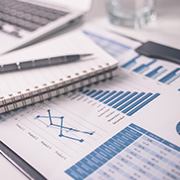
[106,0,156,28]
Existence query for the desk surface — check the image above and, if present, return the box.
[88,0,180,49]
[1,0,180,179]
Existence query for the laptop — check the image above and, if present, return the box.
[0,0,92,55]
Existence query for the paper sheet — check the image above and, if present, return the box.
[0,25,179,180]
[0,68,179,180]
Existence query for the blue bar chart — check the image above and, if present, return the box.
[121,55,141,69]
[81,89,160,116]
[133,59,156,74]
[83,28,180,91]
[121,55,180,86]
[159,68,180,84]
[145,66,167,79]
[121,56,157,73]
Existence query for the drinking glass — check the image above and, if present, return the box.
[106,0,156,28]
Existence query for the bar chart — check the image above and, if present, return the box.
[121,55,180,87]
[121,55,157,75]
[78,89,160,117]
[159,68,180,84]
[133,59,157,74]
[121,55,141,69]
[83,28,180,91]
[146,65,167,79]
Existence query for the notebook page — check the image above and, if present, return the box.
[0,30,118,99]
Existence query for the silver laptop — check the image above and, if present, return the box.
[0,0,92,55]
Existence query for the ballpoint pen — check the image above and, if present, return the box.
[0,53,93,74]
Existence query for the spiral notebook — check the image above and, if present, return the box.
[0,31,118,114]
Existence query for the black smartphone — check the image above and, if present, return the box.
[135,41,180,65]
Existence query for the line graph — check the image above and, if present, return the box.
[35,110,95,142]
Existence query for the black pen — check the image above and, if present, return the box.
[0,53,93,74]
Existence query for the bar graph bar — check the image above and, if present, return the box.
[86,90,96,96]
[108,91,131,106]
[146,66,167,79]
[122,93,153,114]
[95,91,109,100]
[133,59,156,74]
[112,92,138,109]
[159,68,180,84]
[121,55,141,69]
[126,93,160,116]
[117,92,145,111]
[81,89,160,116]
[91,90,103,98]
[104,91,123,104]
[82,89,89,94]
[99,90,116,102]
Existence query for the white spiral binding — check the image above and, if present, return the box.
[0,63,117,114]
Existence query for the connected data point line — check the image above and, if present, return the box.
[36,110,94,142]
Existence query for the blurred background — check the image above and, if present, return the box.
[88,0,180,48]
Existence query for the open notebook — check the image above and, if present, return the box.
[0,31,118,114]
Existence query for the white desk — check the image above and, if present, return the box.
[88,0,180,49]
[1,0,180,179]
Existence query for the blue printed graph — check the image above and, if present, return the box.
[121,56,180,86]
[81,89,160,116]
[145,66,167,79]
[83,30,132,58]
[159,68,180,84]
[133,59,156,74]
[35,110,95,142]
[121,55,141,69]
[83,30,180,89]
[122,55,158,74]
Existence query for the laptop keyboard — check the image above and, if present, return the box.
[0,0,69,37]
